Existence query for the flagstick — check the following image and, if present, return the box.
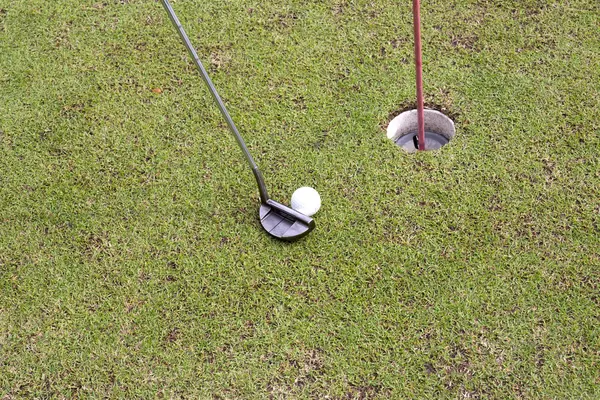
[413,0,426,151]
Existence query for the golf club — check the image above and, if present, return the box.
[160,0,315,241]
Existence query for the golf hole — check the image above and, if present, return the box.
[387,109,455,152]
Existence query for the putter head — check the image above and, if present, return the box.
[259,199,315,241]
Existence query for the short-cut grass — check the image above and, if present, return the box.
[1,0,599,398]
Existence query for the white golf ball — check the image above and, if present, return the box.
[291,187,321,217]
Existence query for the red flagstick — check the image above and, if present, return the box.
[413,0,426,151]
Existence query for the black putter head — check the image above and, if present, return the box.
[259,199,315,241]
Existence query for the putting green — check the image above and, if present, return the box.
[1,0,598,398]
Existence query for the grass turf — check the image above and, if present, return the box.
[1,0,599,398]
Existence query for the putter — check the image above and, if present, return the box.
[160,0,315,241]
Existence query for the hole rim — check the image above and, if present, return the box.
[387,108,455,152]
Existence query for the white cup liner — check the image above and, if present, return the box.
[387,109,455,152]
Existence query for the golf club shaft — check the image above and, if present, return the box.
[412,0,426,151]
[160,0,269,203]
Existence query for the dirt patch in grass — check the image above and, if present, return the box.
[266,349,326,396]
[340,384,390,400]
[82,232,112,261]
[0,8,7,32]
[165,328,180,344]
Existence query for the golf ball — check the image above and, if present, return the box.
[291,187,321,217]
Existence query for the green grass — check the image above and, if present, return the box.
[1,0,599,398]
